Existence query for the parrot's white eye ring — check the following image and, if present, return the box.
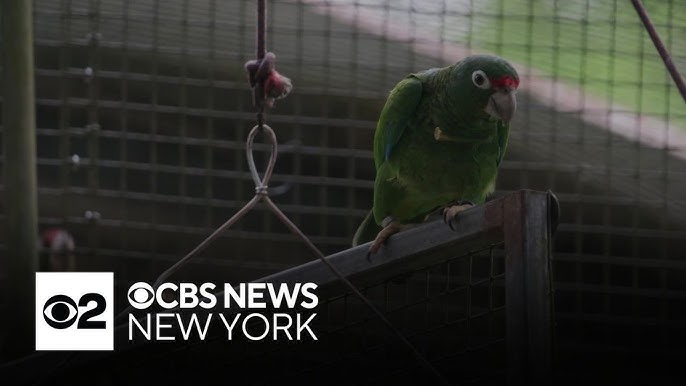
[472,70,490,89]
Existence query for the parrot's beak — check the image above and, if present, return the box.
[484,88,517,123]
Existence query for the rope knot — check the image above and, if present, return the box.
[245,52,293,108]
[255,186,269,195]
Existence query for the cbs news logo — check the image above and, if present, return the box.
[35,272,114,351]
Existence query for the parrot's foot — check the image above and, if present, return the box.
[443,201,475,231]
[367,220,408,259]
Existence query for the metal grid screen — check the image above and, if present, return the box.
[241,244,506,385]
[0,0,685,384]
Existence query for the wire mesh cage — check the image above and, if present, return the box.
[1,0,685,384]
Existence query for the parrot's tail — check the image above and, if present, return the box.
[352,210,381,247]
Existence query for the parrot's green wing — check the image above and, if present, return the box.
[496,120,510,166]
[373,76,423,169]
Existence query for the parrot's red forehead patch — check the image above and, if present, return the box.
[490,76,519,90]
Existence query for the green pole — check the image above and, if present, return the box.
[1,0,39,359]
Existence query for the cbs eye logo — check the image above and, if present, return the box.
[36,272,114,351]
[127,282,155,309]
[42,293,106,329]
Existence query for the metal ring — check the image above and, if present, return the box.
[246,124,277,193]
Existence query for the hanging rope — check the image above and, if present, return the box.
[115,1,451,384]
[631,0,686,104]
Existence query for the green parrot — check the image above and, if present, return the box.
[352,54,519,254]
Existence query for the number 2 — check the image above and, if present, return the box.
[77,293,107,329]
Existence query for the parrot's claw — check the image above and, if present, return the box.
[367,221,407,259]
[443,201,475,230]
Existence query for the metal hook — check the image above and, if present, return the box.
[246,124,277,195]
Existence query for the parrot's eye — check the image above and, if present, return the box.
[471,70,490,89]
